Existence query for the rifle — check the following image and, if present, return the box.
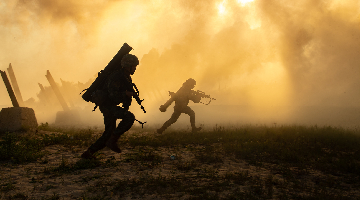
[159,89,215,112]
[121,72,146,113]
[191,90,216,105]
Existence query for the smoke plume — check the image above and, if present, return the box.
[1,0,360,127]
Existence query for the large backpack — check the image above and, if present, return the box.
[81,43,133,104]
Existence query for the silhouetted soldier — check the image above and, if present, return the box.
[81,54,139,159]
[157,78,203,134]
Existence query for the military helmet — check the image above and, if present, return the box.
[121,54,139,68]
[184,78,196,87]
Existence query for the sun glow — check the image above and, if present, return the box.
[237,0,255,6]
[217,1,226,15]
[218,0,256,15]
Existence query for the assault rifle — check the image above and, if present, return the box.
[159,89,216,112]
[121,72,146,113]
[191,90,216,105]
[120,72,147,128]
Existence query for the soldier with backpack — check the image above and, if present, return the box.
[81,53,142,159]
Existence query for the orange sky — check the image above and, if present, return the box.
[1,0,360,126]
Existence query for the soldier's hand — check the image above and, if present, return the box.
[159,105,167,112]
[126,91,134,97]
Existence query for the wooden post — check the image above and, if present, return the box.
[0,70,19,107]
[38,83,51,105]
[45,70,70,111]
[7,63,24,106]
[60,78,75,108]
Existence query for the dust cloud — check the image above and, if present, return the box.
[1,0,360,128]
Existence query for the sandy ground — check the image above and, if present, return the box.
[0,146,258,199]
[0,130,359,199]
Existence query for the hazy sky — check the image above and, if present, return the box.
[1,0,360,126]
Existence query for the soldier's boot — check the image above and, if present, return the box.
[157,127,165,134]
[81,149,96,159]
[192,126,202,133]
[106,134,122,153]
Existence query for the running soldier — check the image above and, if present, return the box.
[157,78,203,134]
[81,54,140,159]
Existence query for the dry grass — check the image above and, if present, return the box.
[0,124,359,199]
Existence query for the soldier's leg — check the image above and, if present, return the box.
[82,111,116,159]
[89,114,116,151]
[106,106,135,153]
[157,110,181,134]
[183,106,201,132]
[113,107,135,136]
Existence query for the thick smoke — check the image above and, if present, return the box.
[1,0,360,127]
[258,0,360,106]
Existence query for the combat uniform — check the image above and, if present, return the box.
[81,54,139,159]
[87,69,135,154]
[157,78,202,134]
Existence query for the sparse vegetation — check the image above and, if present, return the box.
[0,124,99,164]
[0,124,359,199]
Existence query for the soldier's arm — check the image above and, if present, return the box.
[169,91,176,97]
[125,90,134,97]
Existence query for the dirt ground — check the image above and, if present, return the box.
[0,130,359,199]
